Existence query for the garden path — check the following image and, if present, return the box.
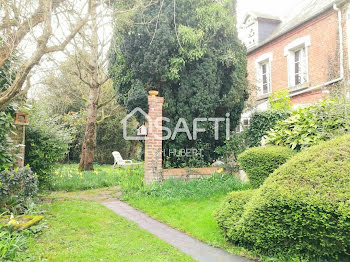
[103,200,253,262]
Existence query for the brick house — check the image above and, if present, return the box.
[237,0,350,130]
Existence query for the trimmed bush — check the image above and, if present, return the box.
[214,190,256,240]
[226,134,350,259]
[0,167,38,213]
[238,146,295,188]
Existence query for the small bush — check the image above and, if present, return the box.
[238,146,295,188]
[0,167,38,213]
[215,189,256,240]
[267,99,350,150]
[25,126,70,187]
[226,134,350,260]
[216,131,248,159]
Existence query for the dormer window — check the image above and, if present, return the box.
[240,13,281,49]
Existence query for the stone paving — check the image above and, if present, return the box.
[103,201,253,262]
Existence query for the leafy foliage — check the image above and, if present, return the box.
[237,146,295,188]
[245,109,290,148]
[267,99,350,150]
[0,167,38,213]
[0,112,15,170]
[0,229,28,261]
[110,0,248,167]
[25,103,72,187]
[268,89,291,111]
[216,131,247,158]
[218,134,350,260]
[216,110,290,163]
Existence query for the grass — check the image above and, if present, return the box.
[124,174,258,260]
[50,164,143,192]
[23,200,194,262]
[36,165,259,260]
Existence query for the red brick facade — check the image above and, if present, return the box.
[246,2,350,108]
[144,95,164,185]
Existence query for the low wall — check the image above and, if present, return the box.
[162,167,220,180]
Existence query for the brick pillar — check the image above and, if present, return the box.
[145,94,164,185]
[10,124,26,168]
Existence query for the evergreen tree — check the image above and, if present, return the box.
[110,0,248,167]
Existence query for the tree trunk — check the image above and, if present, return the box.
[79,86,100,170]
[79,0,99,171]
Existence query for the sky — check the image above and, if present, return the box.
[237,0,299,24]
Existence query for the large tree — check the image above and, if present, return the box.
[0,0,91,109]
[110,0,248,167]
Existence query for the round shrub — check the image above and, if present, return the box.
[215,189,256,240]
[238,146,295,188]
[231,134,350,259]
[0,167,38,213]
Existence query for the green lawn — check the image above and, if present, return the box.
[123,175,258,260]
[127,195,227,247]
[24,200,194,262]
[126,195,257,260]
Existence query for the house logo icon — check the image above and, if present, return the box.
[121,108,151,141]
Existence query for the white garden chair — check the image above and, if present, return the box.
[112,151,142,168]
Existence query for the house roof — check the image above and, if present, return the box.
[243,12,281,24]
[247,0,346,54]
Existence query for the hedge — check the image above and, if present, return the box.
[245,110,290,148]
[219,134,350,260]
[214,190,256,241]
[216,109,290,161]
[237,146,295,188]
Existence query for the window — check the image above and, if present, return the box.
[255,53,273,96]
[242,118,250,128]
[260,62,271,95]
[284,36,310,88]
[235,118,251,133]
[293,47,307,86]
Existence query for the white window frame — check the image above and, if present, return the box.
[255,52,273,96]
[284,36,311,88]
